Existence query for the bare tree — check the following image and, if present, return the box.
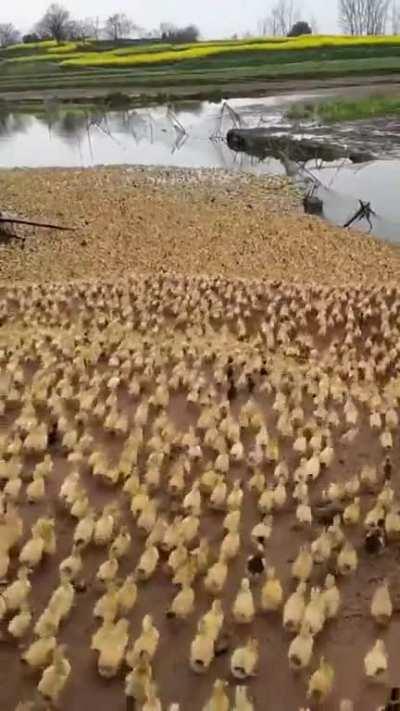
[339,0,390,34]
[35,3,71,42]
[104,13,134,40]
[0,23,20,47]
[391,0,400,30]
[258,0,300,36]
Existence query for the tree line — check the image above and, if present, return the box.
[1,0,400,49]
[0,4,200,47]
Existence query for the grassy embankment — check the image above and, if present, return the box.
[287,95,400,122]
[2,35,400,105]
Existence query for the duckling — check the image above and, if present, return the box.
[258,487,275,514]
[168,541,188,576]
[248,468,265,494]
[59,470,80,507]
[273,479,287,509]
[203,679,229,711]
[22,631,57,669]
[233,686,254,711]
[59,544,83,581]
[200,466,219,494]
[296,496,312,527]
[220,529,240,560]
[4,471,22,502]
[204,554,228,595]
[26,474,45,504]
[343,497,361,526]
[231,638,259,679]
[201,600,224,641]
[19,531,45,569]
[167,582,195,620]
[142,681,162,711]
[183,481,202,515]
[344,475,360,499]
[288,623,314,670]
[322,574,341,619]
[227,480,244,511]
[292,545,313,581]
[8,601,32,639]
[307,657,334,703]
[38,645,71,705]
[223,509,241,533]
[385,505,400,540]
[261,566,283,612]
[70,491,90,519]
[360,464,378,492]
[378,482,395,511]
[215,452,230,475]
[304,587,326,636]
[233,578,255,624]
[3,567,31,610]
[94,581,119,621]
[125,651,153,705]
[311,528,332,564]
[118,574,138,614]
[371,580,392,626]
[189,619,216,673]
[73,510,95,548]
[97,553,119,584]
[337,540,358,575]
[364,639,388,681]
[180,514,200,545]
[283,582,307,633]
[251,516,273,548]
[94,504,118,546]
[96,618,130,678]
[210,476,227,510]
[127,615,160,666]
[230,441,244,463]
[0,548,10,578]
[136,541,159,581]
[192,538,210,574]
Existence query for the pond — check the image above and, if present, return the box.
[0,90,400,241]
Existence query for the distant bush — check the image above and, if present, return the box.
[161,24,200,43]
[288,21,312,37]
[105,91,132,109]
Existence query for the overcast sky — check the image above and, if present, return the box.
[3,0,339,37]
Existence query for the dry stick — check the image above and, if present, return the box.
[0,217,75,232]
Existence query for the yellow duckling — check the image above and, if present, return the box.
[251,515,273,547]
[200,465,219,494]
[248,468,265,495]
[215,452,230,475]
[4,471,22,502]
[304,587,326,636]
[371,580,392,626]
[210,476,227,510]
[344,475,360,499]
[201,600,224,641]
[288,622,314,670]
[307,657,334,703]
[230,441,244,463]
[322,574,341,619]
[385,505,400,540]
[364,639,388,681]
[327,515,344,550]
[365,502,386,530]
[233,578,255,624]
[296,496,312,527]
[360,464,378,492]
[38,645,71,705]
[190,620,215,673]
[0,547,10,579]
[311,528,332,564]
[183,481,202,515]
[109,525,131,559]
[3,566,31,611]
[138,500,159,535]
[378,481,395,511]
[343,497,361,526]
[167,582,195,619]
[127,615,160,667]
[70,491,90,519]
[26,473,46,504]
[223,509,241,533]
[273,479,287,509]
[136,541,159,581]
[19,531,45,569]
[202,679,229,711]
[32,517,56,555]
[8,601,32,639]
[283,582,307,632]
[125,651,153,705]
[258,487,275,515]
[73,510,95,548]
[118,574,138,614]
[94,581,119,621]
[292,545,313,581]
[337,540,358,576]
[59,544,83,581]
[97,553,119,584]
[192,538,210,574]
[180,514,200,545]
[142,680,162,711]
[22,630,57,669]
[233,686,254,711]
[231,638,259,679]
[204,554,228,594]
[94,504,118,546]
[95,617,130,678]
[220,529,240,560]
[168,541,188,575]
[59,470,81,507]
[227,480,244,511]
[261,566,283,612]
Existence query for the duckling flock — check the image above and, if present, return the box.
[2,274,400,710]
